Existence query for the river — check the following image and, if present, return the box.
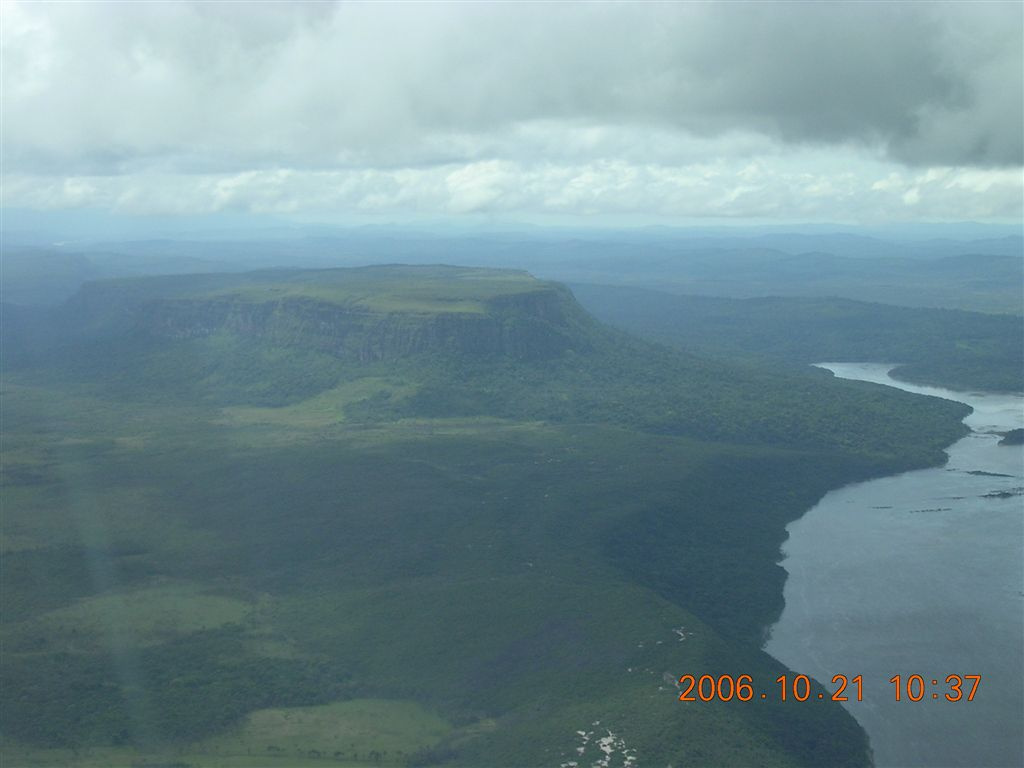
[765,363,1023,768]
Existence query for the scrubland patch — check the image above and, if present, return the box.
[200,699,452,764]
[9,582,252,651]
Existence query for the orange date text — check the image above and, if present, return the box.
[677,674,981,703]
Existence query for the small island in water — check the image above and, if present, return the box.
[999,428,1024,445]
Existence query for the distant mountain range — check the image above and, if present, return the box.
[4,228,1023,313]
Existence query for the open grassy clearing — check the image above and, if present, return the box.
[0,743,386,767]
[5,582,252,653]
[198,266,546,314]
[219,377,418,428]
[200,699,454,764]
[73,266,546,316]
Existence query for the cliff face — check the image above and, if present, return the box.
[65,275,592,363]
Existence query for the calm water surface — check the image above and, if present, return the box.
[765,363,1023,768]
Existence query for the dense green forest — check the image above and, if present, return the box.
[2,266,969,767]
[571,284,1023,393]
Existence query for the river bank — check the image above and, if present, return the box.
[766,363,1024,768]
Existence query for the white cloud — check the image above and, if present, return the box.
[3,147,1020,224]
[1,1,1021,223]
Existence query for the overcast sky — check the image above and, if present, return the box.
[2,1,1022,227]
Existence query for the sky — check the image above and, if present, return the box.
[2,1,1022,228]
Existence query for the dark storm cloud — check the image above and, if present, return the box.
[3,1,1020,174]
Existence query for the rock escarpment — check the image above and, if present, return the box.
[61,266,594,363]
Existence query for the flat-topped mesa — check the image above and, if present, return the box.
[64,265,595,362]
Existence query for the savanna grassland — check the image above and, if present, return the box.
[1,266,969,767]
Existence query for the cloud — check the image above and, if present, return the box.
[1,2,1020,222]
[4,149,1020,224]
[3,1,1021,175]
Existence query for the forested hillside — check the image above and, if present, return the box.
[2,266,969,767]
[572,284,1024,393]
